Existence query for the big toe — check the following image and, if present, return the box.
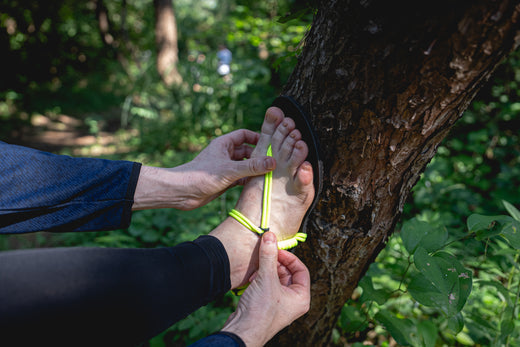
[295,161,314,197]
[254,107,284,156]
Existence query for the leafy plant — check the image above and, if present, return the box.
[338,200,520,346]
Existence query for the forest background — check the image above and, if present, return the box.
[1,0,519,346]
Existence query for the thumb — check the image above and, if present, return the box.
[237,156,275,178]
[258,232,279,278]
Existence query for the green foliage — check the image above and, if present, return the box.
[338,203,520,346]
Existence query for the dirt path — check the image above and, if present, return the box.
[5,112,134,156]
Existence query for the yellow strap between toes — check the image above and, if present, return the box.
[228,144,307,251]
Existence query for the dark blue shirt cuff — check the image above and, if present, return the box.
[189,331,246,347]
[0,141,141,233]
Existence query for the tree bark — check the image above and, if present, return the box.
[154,0,182,86]
[272,1,520,345]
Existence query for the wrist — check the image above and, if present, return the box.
[132,166,187,210]
[221,309,269,347]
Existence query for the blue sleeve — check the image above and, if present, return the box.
[189,332,246,347]
[0,141,141,234]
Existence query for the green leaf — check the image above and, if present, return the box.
[500,220,520,249]
[375,310,414,346]
[277,8,313,23]
[409,248,472,316]
[413,247,450,293]
[400,218,448,254]
[500,319,515,341]
[338,305,368,333]
[408,272,442,308]
[417,320,438,347]
[359,276,389,305]
[455,331,475,346]
[448,312,464,334]
[503,200,520,221]
[476,280,513,306]
[467,214,510,235]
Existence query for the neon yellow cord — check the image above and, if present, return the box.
[277,232,307,250]
[261,145,272,229]
[228,144,307,251]
[229,209,264,235]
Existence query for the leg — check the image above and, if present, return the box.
[0,236,229,346]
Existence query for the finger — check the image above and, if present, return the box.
[277,261,293,286]
[233,156,276,179]
[277,250,310,289]
[231,144,254,160]
[257,232,280,280]
[227,129,262,147]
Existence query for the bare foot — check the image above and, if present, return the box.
[232,107,315,245]
[210,107,315,289]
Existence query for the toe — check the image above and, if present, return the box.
[279,129,301,161]
[255,107,284,156]
[295,161,315,197]
[289,140,309,175]
[271,117,295,154]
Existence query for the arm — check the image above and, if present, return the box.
[0,235,231,345]
[0,141,140,233]
[0,129,274,233]
[133,129,275,211]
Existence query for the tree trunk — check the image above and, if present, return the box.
[95,0,129,69]
[154,0,182,86]
[272,1,520,345]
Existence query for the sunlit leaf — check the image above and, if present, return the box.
[503,200,520,221]
[475,280,513,306]
[455,331,475,346]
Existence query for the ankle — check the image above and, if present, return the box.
[210,218,260,289]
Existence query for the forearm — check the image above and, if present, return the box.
[132,165,199,210]
[0,235,231,345]
[0,141,140,233]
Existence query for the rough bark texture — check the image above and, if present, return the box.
[272,1,520,345]
[154,0,182,86]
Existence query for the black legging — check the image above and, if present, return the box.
[0,235,230,346]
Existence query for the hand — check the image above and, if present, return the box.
[132,129,276,211]
[221,232,311,347]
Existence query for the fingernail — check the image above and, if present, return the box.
[264,157,275,170]
[263,232,276,244]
